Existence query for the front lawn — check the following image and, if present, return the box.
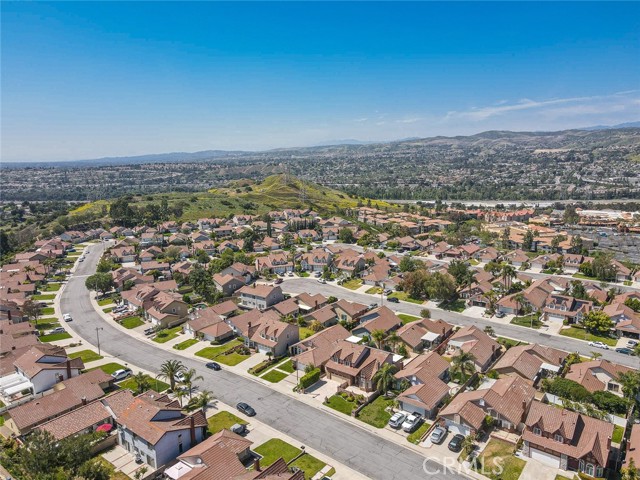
[103,307,113,313]
[173,338,199,350]
[88,362,126,375]
[365,286,382,294]
[407,422,431,444]
[152,326,183,343]
[439,299,466,312]
[254,439,328,480]
[42,283,62,292]
[41,307,55,315]
[68,349,103,363]
[572,273,596,280]
[496,337,524,349]
[357,395,394,428]
[342,279,363,290]
[97,297,115,306]
[36,319,59,330]
[40,332,72,342]
[475,439,525,480]
[613,424,624,443]
[387,291,423,304]
[119,375,169,393]
[195,339,243,360]
[207,411,247,434]
[32,293,56,301]
[510,314,543,329]
[398,313,420,325]
[324,394,357,415]
[120,316,144,329]
[262,369,288,383]
[559,327,617,346]
[216,351,250,366]
[278,359,295,373]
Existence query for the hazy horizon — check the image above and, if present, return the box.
[2,2,639,163]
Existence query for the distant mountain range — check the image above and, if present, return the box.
[3,124,638,168]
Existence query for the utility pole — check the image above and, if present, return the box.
[95,327,104,356]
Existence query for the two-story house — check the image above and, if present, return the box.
[395,352,451,419]
[237,285,284,310]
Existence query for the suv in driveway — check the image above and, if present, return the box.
[388,412,406,429]
[402,413,423,433]
[111,368,133,381]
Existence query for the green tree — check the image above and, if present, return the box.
[450,351,476,383]
[621,458,639,480]
[338,228,355,244]
[371,363,397,394]
[399,255,417,273]
[180,368,204,400]
[85,272,115,297]
[132,372,150,394]
[76,458,111,480]
[425,271,457,302]
[500,226,511,250]
[582,311,613,336]
[448,259,474,287]
[420,308,431,318]
[591,253,617,282]
[191,389,215,415]
[157,359,186,392]
[371,329,387,349]
[617,371,640,401]
[96,258,115,273]
[522,229,535,251]
[189,263,214,301]
[22,298,42,327]
[500,263,517,291]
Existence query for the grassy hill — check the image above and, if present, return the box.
[67,175,395,223]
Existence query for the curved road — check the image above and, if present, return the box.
[60,243,460,480]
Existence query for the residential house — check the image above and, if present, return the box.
[351,306,402,338]
[504,249,530,268]
[299,249,333,273]
[289,324,351,372]
[332,252,365,278]
[396,318,454,352]
[447,325,502,372]
[492,344,568,384]
[220,263,256,284]
[248,315,299,357]
[295,292,328,313]
[305,304,339,327]
[522,401,613,475]
[439,376,535,436]
[543,294,593,324]
[395,352,451,419]
[110,246,137,264]
[254,253,294,275]
[213,274,246,296]
[237,285,284,310]
[565,360,635,398]
[145,292,189,328]
[332,299,369,325]
[623,424,640,474]
[184,302,238,342]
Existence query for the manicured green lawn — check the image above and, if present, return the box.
[119,375,169,393]
[572,273,596,280]
[0,415,4,427]
[496,337,523,348]
[398,313,420,325]
[120,316,144,329]
[254,439,328,480]
[32,294,56,301]
[342,279,363,290]
[103,307,113,313]
[152,326,183,343]
[97,297,115,306]
[41,307,55,315]
[325,395,357,415]
[216,352,250,366]
[36,319,60,330]
[173,338,199,350]
[68,349,104,363]
[207,411,247,434]
[88,362,125,375]
[440,299,466,312]
[40,332,72,342]
[357,396,394,428]
[278,359,295,373]
[555,475,575,480]
[559,327,617,346]
[387,291,423,304]
[475,439,525,480]
[42,283,62,292]
[365,286,382,294]
[613,424,624,443]
[299,326,315,339]
[195,339,243,359]
[510,314,543,329]
[407,422,431,444]
[262,369,288,383]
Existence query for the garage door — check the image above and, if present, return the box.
[530,448,560,468]
[444,420,471,436]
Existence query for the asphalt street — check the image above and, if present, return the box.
[60,243,464,480]
[283,279,640,369]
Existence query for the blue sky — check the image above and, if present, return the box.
[2,2,639,162]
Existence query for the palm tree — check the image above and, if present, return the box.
[157,359,186,392]
[450,351,477,383]
[371,329,387,349]
[309,320,324,332]
[386,332,401,353]
[132,372,150,394]
[461,435,476,459]
[175,388,189,408]
[483,326,495,337]
[617,371,640,401]
[513,293,525,317]
[590,351,602,360]
[180,368,204,400]
[372,363,397,394]
[501,264,517,291]
[192,390,215,415]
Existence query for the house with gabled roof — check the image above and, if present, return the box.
[351,306,402,338]
[492,343,568,384]
[396,317,453,352]
[395,352,451,418]
[289,324,351,372]
[564,359,635,398]
[522,401,614,475]
[446,325,501,372]
[237,285,284,310]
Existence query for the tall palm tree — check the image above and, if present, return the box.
[386,333,401,353]
[450,351,477,383]
[180,368,204,400]
[372,363,397,394]
[157,359,186,392]
[371,329,387,349]
[617,371,640,401]
[132,372,150,394]
[192,390,215,415]
[590,351,602,360]
[175,388,189,408]
[513,293,525,316]
[501,264,517,291]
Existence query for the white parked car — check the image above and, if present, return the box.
[63,313,72,322]
[588,341,609,350]
[401,413,423,433]
[388,412,406,429]
[111,368,133,381]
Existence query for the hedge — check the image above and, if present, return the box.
[299,368,321,390]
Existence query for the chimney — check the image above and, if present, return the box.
[66,359,72,378]
[81,396,87,405]
[253,458,261,472]
[189,415,196,445]
[7,310,11,321]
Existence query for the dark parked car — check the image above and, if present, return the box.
[237,402,256,416]
[206,362,222,370]
[274,278,283,284]
[615,347,635,355]
[448,433,465,452]
[494,311,505,318]
[387,297,399,303]
[144,327,156,336]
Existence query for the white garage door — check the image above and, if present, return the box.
[399,402,426,417]
[530,448,560,468]
[444,420,471,436]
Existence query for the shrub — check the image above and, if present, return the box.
[591,390,629,415]
[299,368,321,390]
[543,377,591,403]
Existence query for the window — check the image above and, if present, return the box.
[554,434,563,443]
[607,383,619,392]
[533,427,542,436]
